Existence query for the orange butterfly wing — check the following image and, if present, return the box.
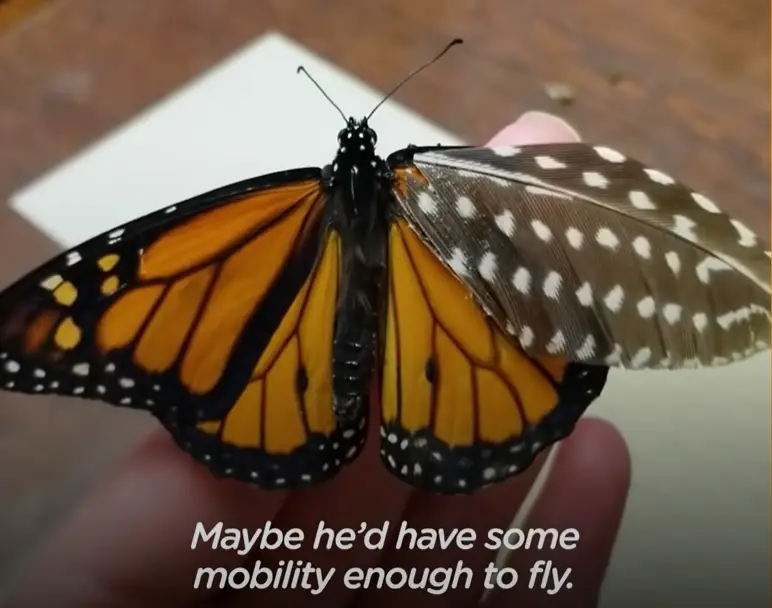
[189,231,367,486]
[0,173,364,484]
[380,219,608,494]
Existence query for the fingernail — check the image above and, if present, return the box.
[487,110,581,146]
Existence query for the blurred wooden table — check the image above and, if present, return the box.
[0,0,769,589]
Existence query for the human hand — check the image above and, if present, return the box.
[6,111,631,608]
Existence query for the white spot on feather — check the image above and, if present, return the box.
[566,227,584,249]
[604,285,625,313]
[512,267,532,294]
[495,211,515,237]
[605,344,623,365]
[576,282,593,306]
[535,155,566,170]
[629,190,657,210]
[543,271,563,299]
[546,330,566,354]
[583,171,609,188]
[595,227,620,249]
[692,312,708,332]
[417,192,438,216]
[594,146,626,163]
[631,347,652,368]
[478,252,497,282]
[492,145,520,157]
[673,215,698,240]
[637,296,656,318]
[632,236,651,259]
[691,192,721,214]
[730,219,757,247]
[455,196,477,219]
[447,247,470,277]
[665,251,681,275]
[531,219,553,242]
[663,303,682,324]
[576,335,597,360]
[519,326,535,348]
[644,168,675,185]
[696,256,732,284]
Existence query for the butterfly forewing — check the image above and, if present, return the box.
[392,143,770,369]
[0,171,370,487]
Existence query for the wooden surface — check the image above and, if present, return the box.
[0,0,769,589]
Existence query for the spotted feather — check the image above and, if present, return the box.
[393,143,770,369]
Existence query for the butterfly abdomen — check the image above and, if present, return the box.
[328,121,390,421]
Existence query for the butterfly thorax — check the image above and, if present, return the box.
[326,118,390,421]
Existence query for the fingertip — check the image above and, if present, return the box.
[487,110,581,146]
[559,418,631,489]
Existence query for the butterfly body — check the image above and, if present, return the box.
[0,114,768,494]
[325,118,390,421]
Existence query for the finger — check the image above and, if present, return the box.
[487,111,581,145]
[354,449,551,608]
[489,418,631,608]
[5,427,289,607]
[224,387,415,608]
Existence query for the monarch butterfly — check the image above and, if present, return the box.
[0,40,769,495]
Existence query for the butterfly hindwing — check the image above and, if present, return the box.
[390,145,771,370]
[188,230,369,487]
[379,219,607,494]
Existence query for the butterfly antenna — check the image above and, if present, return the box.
[296,66,348,123]
[366,38,464,121]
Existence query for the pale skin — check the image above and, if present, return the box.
[6,111,631,608]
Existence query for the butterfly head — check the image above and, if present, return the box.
[330,117,384,186]
[337,117,378,153]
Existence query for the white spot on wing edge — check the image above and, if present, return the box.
[730,219,758,247]
[691,192,721,214]
[696,256,732,284]
[630,347,652,368]
[40,274,64,290]
[644,168,675,185]
[594,146,626,163]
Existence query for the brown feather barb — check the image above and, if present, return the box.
[394,142,770,370]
